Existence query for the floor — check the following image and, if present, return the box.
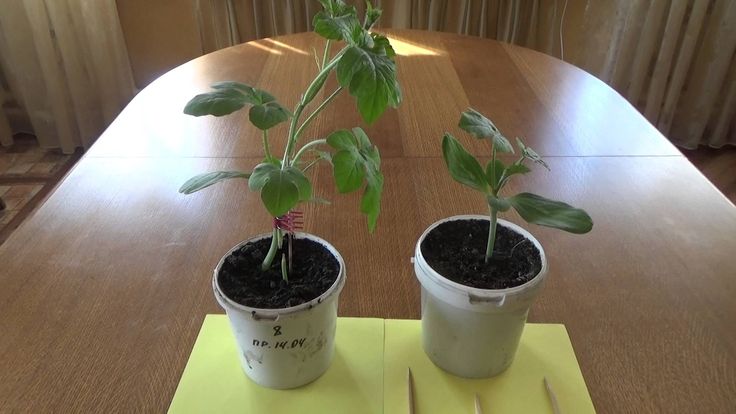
[0,136,734,246]
[682,146,736,205]
[0,134,81,245]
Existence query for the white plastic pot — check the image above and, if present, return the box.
[213,232,346,389]
[414,215,548,378]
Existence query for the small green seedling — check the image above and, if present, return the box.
[179,0,401,281]
[442,108,593,262]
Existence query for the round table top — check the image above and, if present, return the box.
[1,30,735,413]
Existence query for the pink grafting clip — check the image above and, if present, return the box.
[273,210,304,233]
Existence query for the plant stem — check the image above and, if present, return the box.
[321,40,332,69]
[262,228,280,270]
[280,254,288,282]
[282,53,343,168]
[292,139,327,166]
[293,87,343,142]
[485,206,498,263]
[262,130,273,162]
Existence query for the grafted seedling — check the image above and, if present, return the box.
[180,0,401,281]
[442,108,592,262]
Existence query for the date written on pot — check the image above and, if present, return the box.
[252,338,308,350]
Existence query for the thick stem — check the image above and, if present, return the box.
[485,206,498,263]
[262,228,280,270]
[292,139,327,166]
[282,54,343,168]
[321,40,332,69]
[280,254,288,282]
[262,130,273,162]
[293,87,343,143]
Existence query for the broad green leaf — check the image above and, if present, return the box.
[184,89,247,117]
[516,137,549,170]
[442,133,488,192]
[312,1,359,42]
[508,192,593,234]
[185,82,289,130]
[326,130,357,151]
[485,159,505,190]
[179,170,250,194]
[459,108,514,153]
[248,163,278,191]
[361,172,383,232]
[283,167,313,201]
[326,128,383,231]
[487,194,511,212]
[249,101,290,130]
[261,170,300,217]
[332,150,364,193]
[336,43,401,124]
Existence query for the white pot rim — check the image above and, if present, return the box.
[415,215,548,297]
[213,232,346,319]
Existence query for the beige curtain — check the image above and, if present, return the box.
[0,0,136,154]
[194,0,736,149]
[1,0,734,151]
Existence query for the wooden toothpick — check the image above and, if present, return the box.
[407,367,415,414]
[544,377,562,414]
[474,393,483,414]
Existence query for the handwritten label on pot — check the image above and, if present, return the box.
[252,338,307,350]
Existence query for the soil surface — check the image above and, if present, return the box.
[420,219,542,289]
[217,236,340,309]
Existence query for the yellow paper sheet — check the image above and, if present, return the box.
[168,315,384,414]
[383,320,596,413]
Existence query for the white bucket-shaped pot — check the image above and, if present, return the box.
[414,215,548,378]
[213,232,346,389]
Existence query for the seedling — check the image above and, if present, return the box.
[442,108,592,262]
[179,0,400,281]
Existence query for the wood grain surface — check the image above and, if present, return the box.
[1,30,734,413]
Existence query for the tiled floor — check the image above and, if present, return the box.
[0,134,80,245]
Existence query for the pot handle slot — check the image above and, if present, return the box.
[251,311,279,322]
[468,293,506,307]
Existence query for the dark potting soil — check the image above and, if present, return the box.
[420,219,542,289]
[217,237,339,309]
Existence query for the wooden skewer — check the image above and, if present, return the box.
[544,377,562,414]
[407,367,415,414]
[474,393,483,414]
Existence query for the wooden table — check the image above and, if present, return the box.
[1,30,734,413]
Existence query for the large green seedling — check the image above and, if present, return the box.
[179,0,401,281]
[442,108,593,262]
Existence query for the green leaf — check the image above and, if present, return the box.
[249,101,290,130]
[458,108,513,153]
[442,133,488,192]
[336,42,401,124]
[487,194,511,212]
[361,171,383,232]
[179,170,250,194]
[184,89,247,117]
[312,1,360,42]
[332,151,365,192]
[185,82,290,130]
[516,137,549,170]
[363,1,381,29]
[248,163,278,191]
[486,159,505,190]
[497,162,531,189]
[326,129,356,150]
[326,128,384,231]
[508,192,593,234]
[283,167,313,201]
[261,170,300,217]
